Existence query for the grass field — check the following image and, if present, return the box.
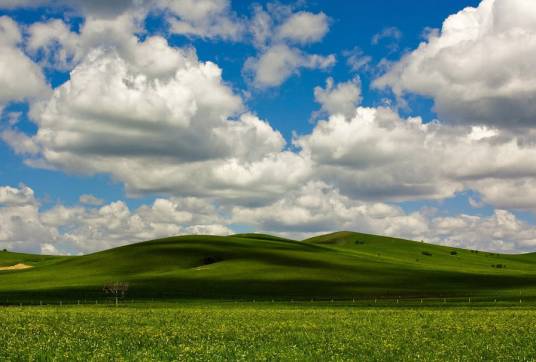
[2,302,536,361]
[1,231,536,301]
[2,232,536,361]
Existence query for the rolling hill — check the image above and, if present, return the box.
[1,231,536,301]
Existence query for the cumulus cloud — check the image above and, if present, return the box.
[0,16,50,110]
[343,47,372,73]
[0,184,232,254]
[374,0,536,127]
[244,44,335,88]
[371,26,402,47]
[232,181,429,237]
[244,4,334,88]
[296,107,463,201]
[25,11,151,71]
[4,1,536,255]
[0,128,40,155]
[79,194,104,206]
[16,34,310,204]
[26,19,81,70]
[296,106,536,208]
[2,183,534,255]
[430,210,536,253]
[0,184,36,206]
[275,11,329,44]
[232,181,536,253]
[158,0,246,40]
[313,77,361,118]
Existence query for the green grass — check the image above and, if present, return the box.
[1,231,536,301]
[2,303,536,361]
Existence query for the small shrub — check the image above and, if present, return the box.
[2,248,6,252]
[202,256,220,265]
[450,251,458,256]
[421,251,432,257]
[354,240,365,245]
[492,264,506,269]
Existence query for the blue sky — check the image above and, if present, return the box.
[1,0,536,255]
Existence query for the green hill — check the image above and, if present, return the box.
[1,232,536,301]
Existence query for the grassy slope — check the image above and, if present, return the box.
[0,232,535,300]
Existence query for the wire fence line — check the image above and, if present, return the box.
[0,295,533,307]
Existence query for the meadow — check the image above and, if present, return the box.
[1,302,536,361]
[2,232,536,360]
[2,232,536,301]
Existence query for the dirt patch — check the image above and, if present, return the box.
[0,263,33,271]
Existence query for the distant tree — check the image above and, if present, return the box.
[103,282,129,306]
[2,249,6,252]
[450,251,458,256]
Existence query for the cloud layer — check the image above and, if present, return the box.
[375,0,536,128]
[2,1,536,254]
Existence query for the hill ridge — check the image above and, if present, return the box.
[0,231,535,300]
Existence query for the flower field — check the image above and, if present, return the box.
[1,303,536,361]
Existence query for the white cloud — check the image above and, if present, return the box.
[296,106,536,208]
[0,184,36,206]
[371,26,402,46]
[16,35,310,204]
[313,77,361,118]
[158,0,245,40]
[275,11,329,44]
[374,0,536,127]
[40,243,60,255]
[0,184,232,254]
[244,5,334,88]
[430,210,536,253]
[0,16,50,109]
[296,107,463,201]
[232,181,429,237]
[249,4,273,49]
[25,11,151,71]
[232,181,536,253]
[26,19,80,70]
[0,0,147,18]
[0,128,40,155]
[244,44,335,88]
[343,47,372,72]
[470,179,536,213]
[79,194,104,206]
[2,181,536,254]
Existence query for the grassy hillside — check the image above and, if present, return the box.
[1,232,536,301]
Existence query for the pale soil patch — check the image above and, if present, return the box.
[0,263,33,271]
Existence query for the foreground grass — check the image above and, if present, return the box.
[1,303,536,361]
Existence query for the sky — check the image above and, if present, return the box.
[1,0,536,255]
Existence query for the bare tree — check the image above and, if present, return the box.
[103,282,129,306]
